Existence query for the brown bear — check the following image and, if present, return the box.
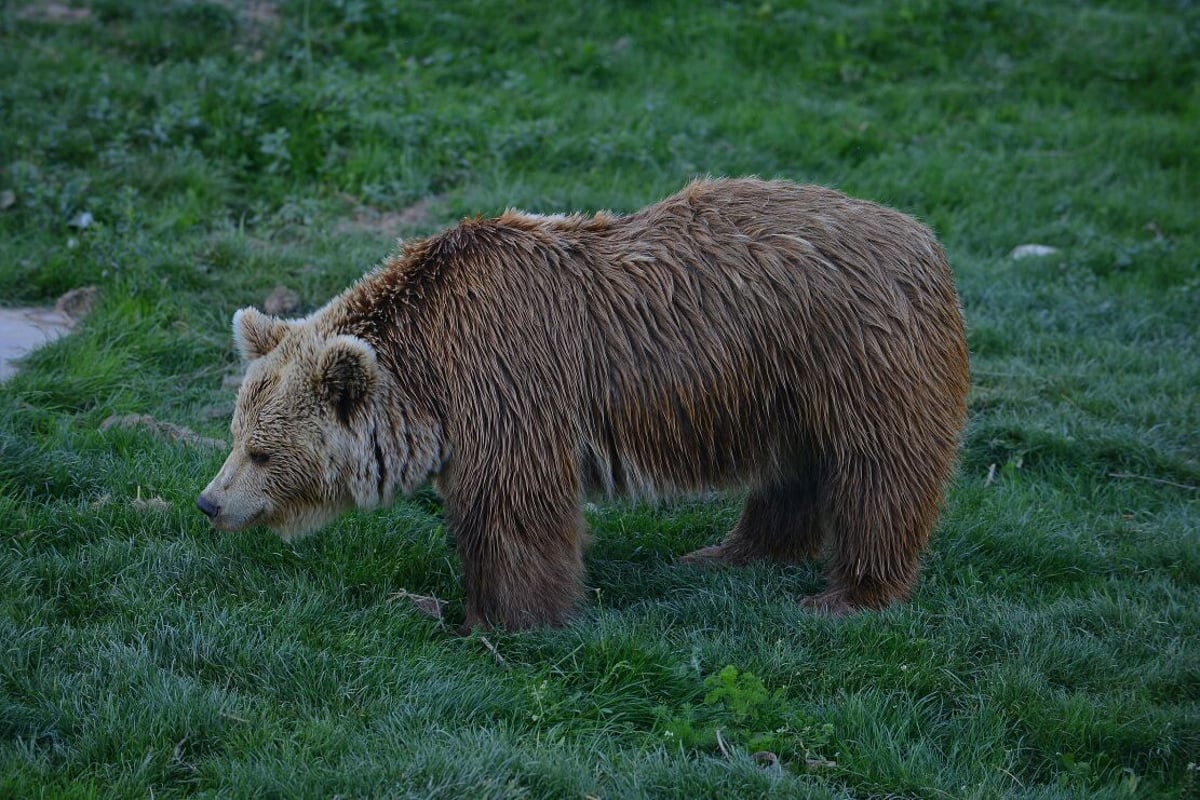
[197,177,969,630]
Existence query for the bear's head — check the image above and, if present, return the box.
[197,307,440,539]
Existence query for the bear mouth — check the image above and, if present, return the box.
[266,505,348,541]
[210,507,267,533]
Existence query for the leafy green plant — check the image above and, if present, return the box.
[657,666,834,769]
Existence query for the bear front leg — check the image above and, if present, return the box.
[445,474,585,632]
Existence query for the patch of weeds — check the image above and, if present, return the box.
[655,665,834,771]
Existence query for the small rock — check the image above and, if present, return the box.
[1009,243,1059,260]
[55,286,98,322]
[263,285,300,316]
[0,190,14,211]
[68,211,94,230]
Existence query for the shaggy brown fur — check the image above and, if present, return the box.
[197,177,969,630]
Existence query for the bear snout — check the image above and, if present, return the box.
[196,493,221,520]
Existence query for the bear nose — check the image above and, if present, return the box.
[196,494,221,520]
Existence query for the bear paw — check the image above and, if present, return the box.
[800,588,862,617]
[677,543,757,567]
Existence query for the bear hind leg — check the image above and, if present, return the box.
[803,455,940,616]
[680,469,826,567]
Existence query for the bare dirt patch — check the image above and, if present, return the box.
[17,2,92,24]
[338,197,443,242]
[100,413,227,450]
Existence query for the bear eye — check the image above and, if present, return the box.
[248,450,271,466]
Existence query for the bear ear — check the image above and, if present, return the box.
[317,336,377,424]
[233,307,288,361]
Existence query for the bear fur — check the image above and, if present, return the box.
[197,177,969,630]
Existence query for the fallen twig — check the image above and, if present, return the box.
[998,766,1025,789]
[715,728,732,759]
[478,634,506,666]
[389,589,446,621]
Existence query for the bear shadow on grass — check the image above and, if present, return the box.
[253,491,827,628]
[448,493,828,622]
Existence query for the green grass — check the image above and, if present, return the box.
[1,0,1197,797]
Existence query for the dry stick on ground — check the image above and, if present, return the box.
[715,728,732,759]
[389,590,446,621]
[477,635,507,666]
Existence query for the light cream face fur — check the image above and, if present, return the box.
[198,308,400,540]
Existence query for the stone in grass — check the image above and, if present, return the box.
[1009,243,1059,259]
[68,211,94,230]
[263,285,301,316]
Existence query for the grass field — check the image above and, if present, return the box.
[2,0,1197,797]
